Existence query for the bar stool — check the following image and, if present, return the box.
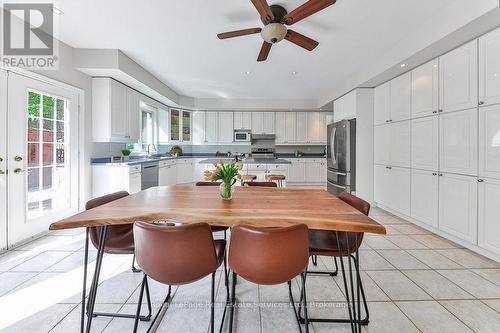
[240,174,257,185]
[245,181,277,187]
[266,174,286,187]
[133,222,229,333]
[82,192,152,332]
[305,192,371,329]
[228,224,310,333]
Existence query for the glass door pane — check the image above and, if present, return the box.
[182,111,191,142]
[170,109,180,141]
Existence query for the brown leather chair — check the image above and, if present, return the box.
[307,192,370,326]
[82,191,151,324]
[244,181,278,187]
[195,182,229,239]
[132,222,229,333]
[228,224,310,333]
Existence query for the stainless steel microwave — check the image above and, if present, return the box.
[234,131,251,142]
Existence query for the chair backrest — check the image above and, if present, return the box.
[337,192,370,254]
[245,181,277,187]
[133,222,219,285]
[195,181,221,186]
[229,224,309,285]
[338,192,370,216]
[86,191,133,253]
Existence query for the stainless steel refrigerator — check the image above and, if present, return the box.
[327,119,356,196]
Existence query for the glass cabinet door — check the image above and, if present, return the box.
[182,111,191,142]
[170,109,180,141]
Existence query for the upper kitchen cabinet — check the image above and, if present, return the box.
[374,121,410,168]
[92,78,141,142]
[234,112,252,130]
[334,91,357,122]
[192,111,205,145]
[275,112,296,145]
[218,112,234,143]
[479,104,500,179]
[439,40,478,113]
[169,109,191,143]
[439,108,478,176]
[205,112,218,144]
[479,27,500,107]
[411,59,439,118]
[252,112,275,134]
[374,81,391,125]
[411,115,439,171]
[306,112,327,143]
[390,72,411,122]
[296,112,308,143]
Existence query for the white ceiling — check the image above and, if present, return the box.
[8,0,500,106]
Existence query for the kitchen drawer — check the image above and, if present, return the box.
[306,158,325,163]
[159,160,176,167]
[268,164,287,172]
[129,165,141,173]
[286,158,305,164]
[247,164,266,171]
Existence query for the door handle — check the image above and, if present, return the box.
[14,168,25,174]
[0,170,5,175]
[14,156,22,162]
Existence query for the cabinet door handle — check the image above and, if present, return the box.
[432,172,437,176]
[438,173,443,176]
[432,111,438,114]
[438,109,443,113]
[479,101,485,106]
[478,179,485,183]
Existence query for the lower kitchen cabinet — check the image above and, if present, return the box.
[374,165,410,216]
[159,160,177,186]
[176,159,194,184]
[286,159,306,183]
[92,164,142,197]
[411,169,439,228]
[305,159,324,183]
[478,178,500,254]
[438,173,477,244]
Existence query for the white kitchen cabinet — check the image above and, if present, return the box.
[92,164,142,197]
[192,111,205,145]
[411,59,439,118]
[479,105,500,179]
[319,112,327,143]
[92,78,141,143]
[263,112,275,134]
[374,125,390,166]
[234,112,252,130]
[296,112,308,143]
[389,120,411,168]
[439,40,478,113]
[374,81,391,125]
[218,112,234,143]
[176,159,194,184]
[305,159,323,183]
[205,112,218,144]
[478,178,500,255]
[439,108,478,176]
[246,164,267,181]
[411,169,439,228]
[374,165,410,216]
[275,112,296,144]
[411,115,439,171]
[306,112,319,143]
[275,112,286,144]
[193,159,207,182]
[438,173,477,244]
[159,160,177,186]
[390,72,411,122]
[334,91,357,122]
[158,108,170,145]
[479,27,500,106]
[287,159,306,183]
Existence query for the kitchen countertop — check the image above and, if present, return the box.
[91,153,325,166]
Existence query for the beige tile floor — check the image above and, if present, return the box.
[1,207,500,332]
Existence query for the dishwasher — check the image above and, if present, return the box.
[141,162,159,190]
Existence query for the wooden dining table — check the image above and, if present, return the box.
[50,185,386,333]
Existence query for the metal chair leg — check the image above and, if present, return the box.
[301,273,309,333]
[133,274,147,333]
[211,272,216,333]
[228,272,237,333]
[308,256,338,277]
[132,253,142,273]
[80,228,89,333]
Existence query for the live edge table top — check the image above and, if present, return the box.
[49,186,386,235]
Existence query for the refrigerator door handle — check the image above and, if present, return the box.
[328,170,347,176]
[331,127,337,165]
[327,181,346,189]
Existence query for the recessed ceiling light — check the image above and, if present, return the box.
[292,71,298,75]
[244,71,251,75]
[400,63,407,68]
[53,7,64,15]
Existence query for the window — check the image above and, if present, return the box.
[128,103,158,153]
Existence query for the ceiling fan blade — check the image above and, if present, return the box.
[257,41,272,62]
[284,0,336,25]
[251,0,275,22]
[285,30,319,51]
[217,28,262,40]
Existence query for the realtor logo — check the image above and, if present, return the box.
[1,3,58,69]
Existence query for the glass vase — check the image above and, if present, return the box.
[219,181,234,201]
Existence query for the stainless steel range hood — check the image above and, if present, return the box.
[251,134,276,141]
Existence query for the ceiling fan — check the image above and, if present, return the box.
[217,0,336,62]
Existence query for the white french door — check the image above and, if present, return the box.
[0,70,7,251]
[6,73,80,247]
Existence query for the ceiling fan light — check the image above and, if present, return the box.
[261,23,287,44]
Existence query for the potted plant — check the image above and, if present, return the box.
[204,160,243,201]
[121,148,131,161]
